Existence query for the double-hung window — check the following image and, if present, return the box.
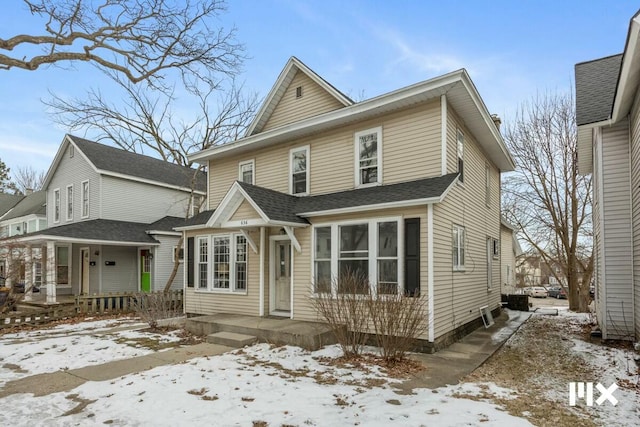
[457,129,464,183]
[239,160,254,185]
[453,224,466,271]
[355,127,382,186]
[197,237,209,289]
[290,146,309,195]
[53,189,60,223]
[313,218,401,296]
[81,180,89,218]
[56,246,70,285]
[66,185,73,221]
[197,233,248,292]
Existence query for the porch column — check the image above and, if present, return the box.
[259,227,265,317]
[45,241,57,304]
[24,245,33,302]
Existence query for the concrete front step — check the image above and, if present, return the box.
[186,313,338,350]
[207,331,257,348]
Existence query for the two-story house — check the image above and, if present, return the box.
[3,135,206,303]
[0,190,46,290]
[178,57,515,350]
[576,10,640,341]
[0,192,29,281]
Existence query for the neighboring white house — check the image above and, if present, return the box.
[0,135,206,302]
[500,218,522,295]
[575,9,640,341]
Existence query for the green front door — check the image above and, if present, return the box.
[141,249,151,292]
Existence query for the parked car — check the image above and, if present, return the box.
[547,286,567,299]
[528,286,548,298]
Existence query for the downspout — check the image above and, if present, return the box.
[428,203,435,342]
[441,95,448,176]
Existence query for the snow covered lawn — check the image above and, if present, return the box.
[0,311,637,426]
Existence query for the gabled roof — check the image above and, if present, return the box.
[205,173,458,229]
[246,56,354,136]
[612,10,640,122]
[191,69,515,172]
[42,135,207,193]
[17,219,160,245]
[0,193,24,218]
[0,190,46,221]
[575,54,622,126]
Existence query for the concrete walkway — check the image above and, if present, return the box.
[395,309,531,392]
[0,342,232,398]
[0,309,531,398]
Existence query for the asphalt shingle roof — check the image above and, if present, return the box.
[70,136,207,192]
[0,193,24,217]
[180,209,215,227]
[234,173,458,224]
[0,191,45,221]
[39,219,159,244]
[147,216,195,232]
[575,54,623,126]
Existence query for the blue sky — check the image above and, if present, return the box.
[0,0,638,176]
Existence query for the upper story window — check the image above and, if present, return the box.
[81,180,90,218]
[238,160,255,185]
[453,224,466,271]
[66,185,74,221]
[290,146,309,195]
[457,129,464,183]
[355,127,382,187]
[53,189,60,223]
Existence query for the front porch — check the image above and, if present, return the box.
[185,313,337,350]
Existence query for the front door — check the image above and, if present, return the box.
[140,249,151,292]
[80,248,90,294]
[274,241,291,312]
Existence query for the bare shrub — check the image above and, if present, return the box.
[311,270,370,356]
[366,292,427,362]
[133,292,182,329]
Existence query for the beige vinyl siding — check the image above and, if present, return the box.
[208,101,442,208]
[184,228,261,316]
[230,200,260,222]
[262,71,345,132]
[600,121,634,339]
[632,93,640,341]
[292,206,430,339]
[500,226,516,294]
[432,113,501,339]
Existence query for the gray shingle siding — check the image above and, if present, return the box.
[575,54,622,126]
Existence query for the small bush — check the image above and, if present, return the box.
[366,292,427,362]
[133,291,181,329]
[311,269,370,356]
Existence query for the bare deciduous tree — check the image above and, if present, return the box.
[1,0,243,88]
[10,165,46,194]
[46,72,259,291]
[502,92,593,312]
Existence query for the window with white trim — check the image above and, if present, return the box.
[238,160,254,185]
[314,227,331,293]
[453,224,465,271]
[81,180,89,218]
[56,246,70,285]
[53,189,60,223]
[457,129,464,183]
[290,146,309,195]
[313,218,400,296]
[355,127,382,186]
[66,185,73,221]
[198,233,248,293]
[172,246,184,263]
[197,237,208,289]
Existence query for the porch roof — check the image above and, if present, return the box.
[202,173,459,230]
[12,219,161,246]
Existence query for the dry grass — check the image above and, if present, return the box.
[460,315,607,427]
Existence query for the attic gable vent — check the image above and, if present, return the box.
[69,145,75,158]
[295,86,303,98]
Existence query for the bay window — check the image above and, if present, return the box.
[313,227,331,293]
[197,237,208,289]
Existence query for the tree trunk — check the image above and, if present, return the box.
[163,235,184,292]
